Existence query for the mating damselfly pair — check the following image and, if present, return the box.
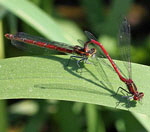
[5,18,144,102]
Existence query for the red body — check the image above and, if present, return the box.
[85,39,144,101]
[5,32,96,58]
[5,33,96,57]
[5,33,73,54]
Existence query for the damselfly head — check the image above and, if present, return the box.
[133,92,144,101]
[88,48,96,57]
[5,33,12,39]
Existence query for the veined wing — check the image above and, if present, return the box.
[118,17,132,79]
[11,32,74,50]
[6,32,74,55]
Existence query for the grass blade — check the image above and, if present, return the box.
[0,0,72,43]
[0,55,149,116]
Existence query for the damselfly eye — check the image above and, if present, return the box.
[133,96,139,100]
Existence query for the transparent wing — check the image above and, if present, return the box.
[77,39,85,48]
[11,40,55,55]
[97,55,115,72]
[97,54,128,79]
[84,31,97,41]
[84,30,128,79]
[84,31,116,72]
[84,31,106,56]
[92,56,114,89]
[118,17,132,79]
[12,32,74,50]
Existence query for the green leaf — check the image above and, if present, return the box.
[132,112,150,132]
[0,55,149,110]
[0,55,150,131]
[0,0,74,43]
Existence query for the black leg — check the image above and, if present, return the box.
[77,57,86,68]
[115,87,130,96]
[115,87,134,108]
[67,56,83,66]
[115,91,130,109]
[84,58,93,65]
[67,55,88,67]
[76,58,88,73]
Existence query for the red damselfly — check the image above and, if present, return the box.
[84,18,144,101]
[5,32,96,67]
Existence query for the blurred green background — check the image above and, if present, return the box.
[0,0,150,132]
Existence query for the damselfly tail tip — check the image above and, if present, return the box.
[5,33,14,40]
[4,33,11,39]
